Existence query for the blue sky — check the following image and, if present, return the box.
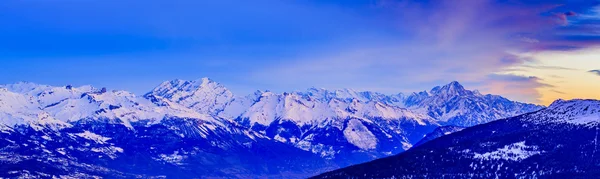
[1,0,599,104]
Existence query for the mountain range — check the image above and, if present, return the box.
[0,78,542,178]
[314,99,600,178]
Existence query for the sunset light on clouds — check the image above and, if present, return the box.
[0,0,598,105]
[2,1,600,178]
[505,48,600,105]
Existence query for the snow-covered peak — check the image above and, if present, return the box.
[147,78,234,115]
[403,81,542,126]
[547,99,600,115]
[49,88,218,128]
[0,81,52,95]
[231,89,435,129]
[429,81,472,97]
[0,88,73,130]
[150,78,223,96]
[333,88,363,100]
[0,88,40,126]
[1,82,95,95]
[0,82,99,108]
[260,91,277,97]
[296,87,405,107]
[547,99,569,108]
[529,99,600,125]
[301,87,365,101]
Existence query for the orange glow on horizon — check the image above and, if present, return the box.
[503,47,600,106]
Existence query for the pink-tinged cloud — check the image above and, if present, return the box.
[251,0,600,104]
[556,11,577,25]
[379,0,600,52]
[482,74,552,103]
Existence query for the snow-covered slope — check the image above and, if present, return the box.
[525,99,600,126]
[301,87,406,107]
[146,78,234,115]
[219,91,438,160]
[0,112,331,178]
[0,87,70,130]
[0,82,220,130]
[413,125,465,147]
[226,92,430,129]
[314,99,600,178]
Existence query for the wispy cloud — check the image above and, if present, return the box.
[252,0,600,103]
[556,11,578,25]
[520,65,576,71]
[481,74,553,103]
[550,89,566,94]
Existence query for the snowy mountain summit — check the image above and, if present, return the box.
[404,81,541,126]
[524,99,600,126]
[147,78,234,115]
[0,79,543,178]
